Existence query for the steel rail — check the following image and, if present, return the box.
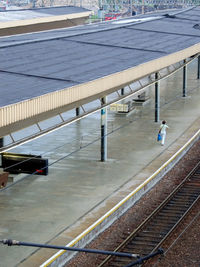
[151,194,200,254]
[98,161,200,266]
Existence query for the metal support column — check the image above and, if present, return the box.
[121,88,124,95]
[142,0,145,14]
[130,0,133,15]
[155,72,160,122]
[0,138,3,148]
[183,59,187,97]
[101,97,107,162]
[197,56,200,79]
[76,107,80,116]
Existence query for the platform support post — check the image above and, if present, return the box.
[76,107,80,116]
[0,138,3,148]
[121,88,124,95]
[130,0,133,16]
[155,72,160,122]
[101,96,107,162]
[197,56,200,79]
[183,59,187,97]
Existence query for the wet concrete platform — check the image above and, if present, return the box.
[0,60,200,267]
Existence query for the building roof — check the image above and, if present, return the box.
[0,5,90,22]
[0,7,200,108]
[0,6,200,140]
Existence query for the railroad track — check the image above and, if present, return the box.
[98,161,200,267]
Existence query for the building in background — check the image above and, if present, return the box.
[1,0,199,21]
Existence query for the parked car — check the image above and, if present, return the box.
[105,13,121,21]
[0,1,8,10]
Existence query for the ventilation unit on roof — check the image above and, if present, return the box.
[163,14,176,18]
[193,24,200,30]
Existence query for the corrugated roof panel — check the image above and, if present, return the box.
[0,72,75,106]
[0,7,200,109]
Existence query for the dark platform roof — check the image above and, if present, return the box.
[0,6,200,108]
[0,6,90,22]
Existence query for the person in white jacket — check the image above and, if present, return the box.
[159,120,169,146]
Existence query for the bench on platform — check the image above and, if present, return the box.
[110,101,135,114]
[133,92,150,106]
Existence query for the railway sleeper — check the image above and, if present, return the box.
[165,203,196,210]
[145,225,171,232]
[189,178,200,182]
[147,222,175,230]
[169,203,195,209]
[158,211,184,218]
[129,240,159,247]
[124,244,146,253]
[187,182,200,186]
[168,195,196,201]
[107,264,121,267]
[145,226,172,233]
[113,258,132,263]
[155,214,182,223]
[155,211,183,218]
[114,256,138,263]
[124,248,152,257]
[190,176,200,180]
[185,180,200,184]
[152,219,179,226]
[160,209,185,216]
[154,215,181,220]
[171,194,197,200]
[140,233,165,241]
[167,199,196,205]
[108,264,124,267]
[142,230,166,238]
[176,189,199,195]
[163,205,191,211]
[175,187,198,192]
[188,172,200,175]
[179,190,200,196]
[152,215,178,221]
[124,247,155,256]
[153,215,180,222]
[159,209,184,214]
[133,236,160,243]
[167,194,190,199]
[186,183,200,187]
[184,181,200,185]
[137,233,163,239]
[108,260,129,267]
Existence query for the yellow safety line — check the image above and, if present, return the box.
[41,129,200,267]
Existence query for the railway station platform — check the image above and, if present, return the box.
[0,60,200,267]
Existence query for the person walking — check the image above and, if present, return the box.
[159,120,169,146]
